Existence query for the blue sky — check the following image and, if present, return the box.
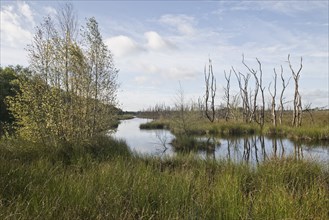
[1,1,328,111]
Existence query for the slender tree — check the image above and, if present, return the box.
[83,17,119,135]
[204,59,216,122]
[269,68,278,127]
[224,70,231,121]
[278,65,290,125]
[233,67,251,123]
[256,58,266,128]
[287,54,303,127]
[9,5,118,145]
[242,54,259,123]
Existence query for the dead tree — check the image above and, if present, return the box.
[224,70,231,121]
[269,68,278,127]
[204,59,216,122]
[240,56,265,128]
[287,54,303,127]
[242,55,259,124]
[256,58,266,128]
[278,65,291,125]
[233,67,251,123]
[303,103,315,125]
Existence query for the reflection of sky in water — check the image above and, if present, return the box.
[112,118,329,164]
[112,118,175,156]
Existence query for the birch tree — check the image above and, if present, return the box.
[224,70,231,121]
[278,66,290,125]
[269,68,278,127]
[232,67,251,123]
[9,5,118,146]
[288,54,303,127]
[204,59,216,122]
[83,17,119,135]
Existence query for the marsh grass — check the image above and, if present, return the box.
[140,111,329,141]
[139,119,170,130]
[1,136,328,219]
[264,124,329,141]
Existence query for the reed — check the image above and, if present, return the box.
[139,119,170,129]
[1,137,328,219]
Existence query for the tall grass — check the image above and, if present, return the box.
[1,137,328,219]
[140,111,329,141]
[264,124,329,141]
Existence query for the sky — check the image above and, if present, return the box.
[1,0,328,111]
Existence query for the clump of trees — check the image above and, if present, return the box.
[142,54,305,132]
[202,54,303,128]
[0,66,29,136]
[7,4,118,146]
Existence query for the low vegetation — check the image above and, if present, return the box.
[140,110,329,141]
[1,137,328,219]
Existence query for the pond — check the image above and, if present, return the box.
[112,117,329,164]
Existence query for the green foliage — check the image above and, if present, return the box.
[7,7,118,146]
[0,66,29,135]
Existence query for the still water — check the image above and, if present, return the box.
[112,117,329,164]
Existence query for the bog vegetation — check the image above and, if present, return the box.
[1,3,328,219]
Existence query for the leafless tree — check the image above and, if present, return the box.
[240,56,265,127]
[173,82,190,135]
[278,65,290,125]
[224,70,231,121]
[230,93,241,121]
[204,59,216,122]
[233,67,251,123]
[242,55,259,123]
[303,102,315,125]
[287,54,303,127]
[256,58,266,128]
[269,68,278,127]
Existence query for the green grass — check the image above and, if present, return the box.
[264,124,329,141]
[0,137,328,219]
[117,114,136,120]
[139,119,170,129]
[140,110,329,141]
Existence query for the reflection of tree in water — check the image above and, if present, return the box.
[224,136,307,163]
[253,136,259,164]
[294,142,303,160]
[242,137,251,162]
[154,130,169,156]
[169,133,314,163]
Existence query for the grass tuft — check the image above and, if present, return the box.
[0,137,328,219]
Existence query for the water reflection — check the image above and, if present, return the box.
[212,136,307,164]
[112,118,175,156]
[112,118,329,164]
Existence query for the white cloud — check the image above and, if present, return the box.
[165,66,198,80]
[216,1,328,15]
[137,63,161,74]
[144,31,174,50]
[105,35,142,57]
[159,14,196,35]
[0,3,33,47]
[0,45,29,66]
[17,1,35,25]
[44,6,57,16]
[134,76,149,84]
[301,89,329,108]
